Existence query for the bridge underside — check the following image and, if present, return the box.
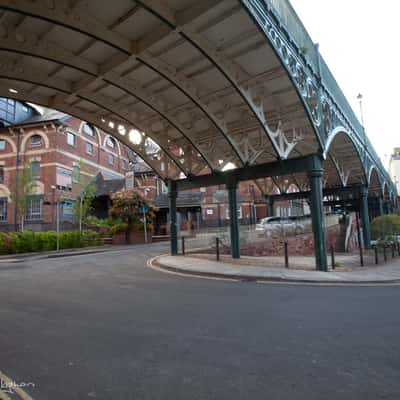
[0,0,396,270]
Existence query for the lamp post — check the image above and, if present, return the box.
[357,93,367,163]
[51,185,60,251]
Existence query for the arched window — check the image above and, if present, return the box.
[83,123,95,137]
[30,135,42,147]
[106,136,116,149]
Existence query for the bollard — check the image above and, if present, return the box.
[330,245,335,270]
[392,243,395,258]
[284,241,289,268]
[383,245,387,262]
[356,212,363,267]
[216,237,220,261]
[374,245,378,265]
[181,236,185,256]
[359,243,364,267]
[397,242,400,256]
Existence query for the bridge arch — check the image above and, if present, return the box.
[368,166,383,196]
[323,128,366,187]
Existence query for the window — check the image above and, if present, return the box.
[108,153,114,165]
[106,137,116,149]
[72,165,80,184]
[25,197,42,221]
[0,197,7,222]
[86,142,93,155]
[56,167,72,189]
[0,98,15,122]
[0,139,5,151]
[0,166,4,184]
[67,131,75,146]
[30,161,40,179]
[121,159,126,170]
[22,105,29,113]
[30,135,42,147]
[83,123,95,137]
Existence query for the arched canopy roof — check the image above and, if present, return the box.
[0,0,393,195]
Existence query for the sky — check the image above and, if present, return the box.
[289,0,400,170]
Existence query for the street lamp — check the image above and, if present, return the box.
[357,93,365,126]
[51,185,60,251]
[357,93,367,163]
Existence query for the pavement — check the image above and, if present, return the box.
[151,253,400,284]
[0,244,142,263]
[0,242,400,399]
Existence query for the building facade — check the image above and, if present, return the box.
[0,109,132,231]
[389,148,400,194]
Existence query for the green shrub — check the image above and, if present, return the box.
[0,229,105,255]
[371,214,400,240]
[81,230,104,247]
[37,231,57,251]
[59,230,81,249]
[111,223,128,235]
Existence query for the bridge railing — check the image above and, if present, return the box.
[262,0,393,190]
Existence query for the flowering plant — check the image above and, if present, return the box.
[109,189,156,232]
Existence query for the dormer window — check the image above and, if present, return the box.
[106,137,116,149]
[31,135,42,147]
[83,123,95,137]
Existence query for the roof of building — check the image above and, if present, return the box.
[152,192,204,209]
[93,172,125,197]
[9,107,68,127]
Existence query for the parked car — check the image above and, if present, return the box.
[255,216,309,237]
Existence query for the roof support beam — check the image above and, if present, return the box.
[136,0,284,159]
[175,154,323,191]
[0,10,239,168]
[0,81,171,178]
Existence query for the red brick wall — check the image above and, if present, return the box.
[0,116,132,229]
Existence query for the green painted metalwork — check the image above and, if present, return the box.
[241,0,397,197]
[360,186,371,249]
[308,157,328,271]
[227,181,240,259]
[168,180,178,256]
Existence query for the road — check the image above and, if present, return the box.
[0,242,399,399]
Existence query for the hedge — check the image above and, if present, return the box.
[370,214,400,240]
[0,230,103,255]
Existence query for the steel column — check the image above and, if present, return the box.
[360,186,371,249]
[168,180,178,256]
[378,196,384,216]
[267,196,274,217]
[227,181,240,259]
[308,159,328,272]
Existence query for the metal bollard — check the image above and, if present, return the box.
[374,245,378,265]
[330,245,335,270]
[383,245,387,262]
[397,242,400,256]
[392,243,395,258]
[216,237,220,261]
[284,241,289,269]
[359,243,364,267]
[181,236,185,255]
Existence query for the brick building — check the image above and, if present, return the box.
[0,101,308,233]
[0,108,133,231]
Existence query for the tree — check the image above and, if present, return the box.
[72,160,97,232]
[109,189,156,239]
[10,163,38,231]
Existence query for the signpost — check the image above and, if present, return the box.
[142,204,149,243]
